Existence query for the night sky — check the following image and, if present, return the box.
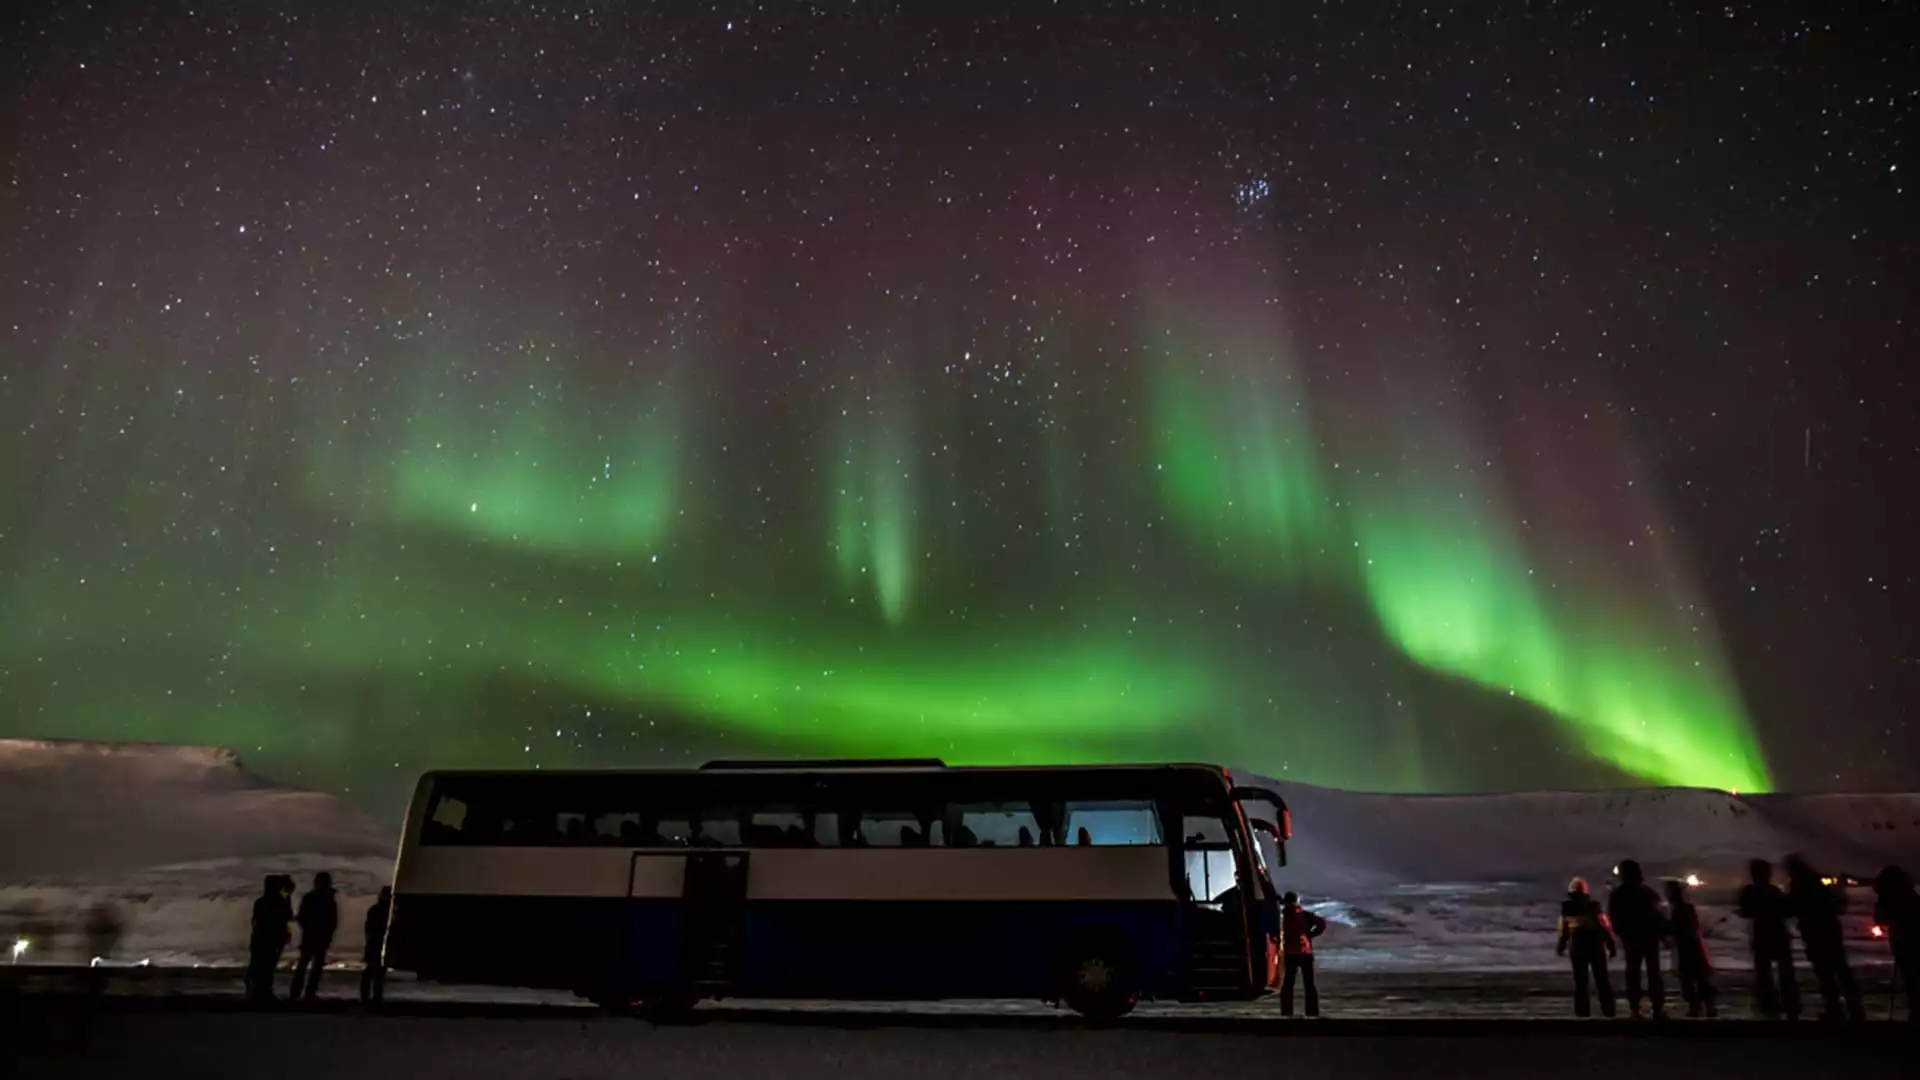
[2,2,1914,815]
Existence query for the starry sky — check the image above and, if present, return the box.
[2,2,1914,815]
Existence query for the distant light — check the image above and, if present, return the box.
[469,502,478,513]
[1871,925,1886,939]
[10,938,27,963]
[1685,873,1703,888]
[1612,864,1620,877]
[90,956,103,967]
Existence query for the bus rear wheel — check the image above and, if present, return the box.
[1063,945,1137,1019]
[641,989,701,1024]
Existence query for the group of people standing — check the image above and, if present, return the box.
[1557,856,1920,1021]
[246,872,392,1005]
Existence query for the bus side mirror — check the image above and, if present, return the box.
[1228,786,1291,844]
[1247,816,1288,868]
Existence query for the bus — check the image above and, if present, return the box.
[383,759,1292,1017]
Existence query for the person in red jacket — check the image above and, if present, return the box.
[1280,891,1327,1017]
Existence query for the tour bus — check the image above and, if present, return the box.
[383,759,1292,1017]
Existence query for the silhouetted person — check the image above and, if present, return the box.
[1077,827,1093,847]
[360,885,391,1004]
[1664,879,1717,1017]
[1872,866,1920,1021]
[1737,858,1800,1019]
[1558,876,1617,1018]
[291,871,338,1001]
[247,875,293,1002]
[1279,891,1326,1017]
[1785,855,1862,1021]
[1608,859,1667,1018]
[1017,826,1034,847]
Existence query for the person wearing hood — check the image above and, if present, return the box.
[1664,878,1717,1018]
[1557,876,1617,1018]
[1607,859,1668,1019]
[1737,858,1800,1019]
[291,871,339,1001]
[1872,865,1919,1021]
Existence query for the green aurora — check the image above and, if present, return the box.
[27,0,1920,815]
[0,260,1772,807]
[0,321,1774,808]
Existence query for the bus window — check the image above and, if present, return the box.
[557,812,591,845]
[1181,815,1237,902]
[690,814,739,847]
[812,810,843,847]
[856,808,938,847]
[1064,800,1163,846]
[653,816,696,846]
[749,808,810,847]
[952,802,1039,848]
[422,792,469,844]
[593,812,639,843]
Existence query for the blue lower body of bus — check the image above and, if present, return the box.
[389,894,1255,1003]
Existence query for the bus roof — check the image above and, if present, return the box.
[699,758,950,771]
[414,761,1235,781]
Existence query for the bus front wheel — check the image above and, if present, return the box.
[1063,942,1137,1019]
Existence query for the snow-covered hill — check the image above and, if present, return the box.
[1244,775,1919,970]
[0,739,395,965]
[1246,776,1920,895]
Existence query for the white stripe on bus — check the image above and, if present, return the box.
[396,846,1179,902]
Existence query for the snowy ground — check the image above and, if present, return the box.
[1,963,1910,1021]
[8,1005,1916,1080]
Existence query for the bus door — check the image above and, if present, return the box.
[1230,786,1290,988]
[624,848,749,994]
[1174,811,1254,997]
[679,849,748,991]
[625,851,689,991]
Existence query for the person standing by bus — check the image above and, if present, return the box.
[247,874,293,1002]
[1279,891,1325,1017]
[1607,859,1667,1019]
[1557,877,1617,1018]
[1872,866,1919,1021]
[360,885,392,1005]
[1664,879,1717,1017]
[1737,858,1800,1019]
[1784,855,1862,1021]
[291,871,338,1001]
